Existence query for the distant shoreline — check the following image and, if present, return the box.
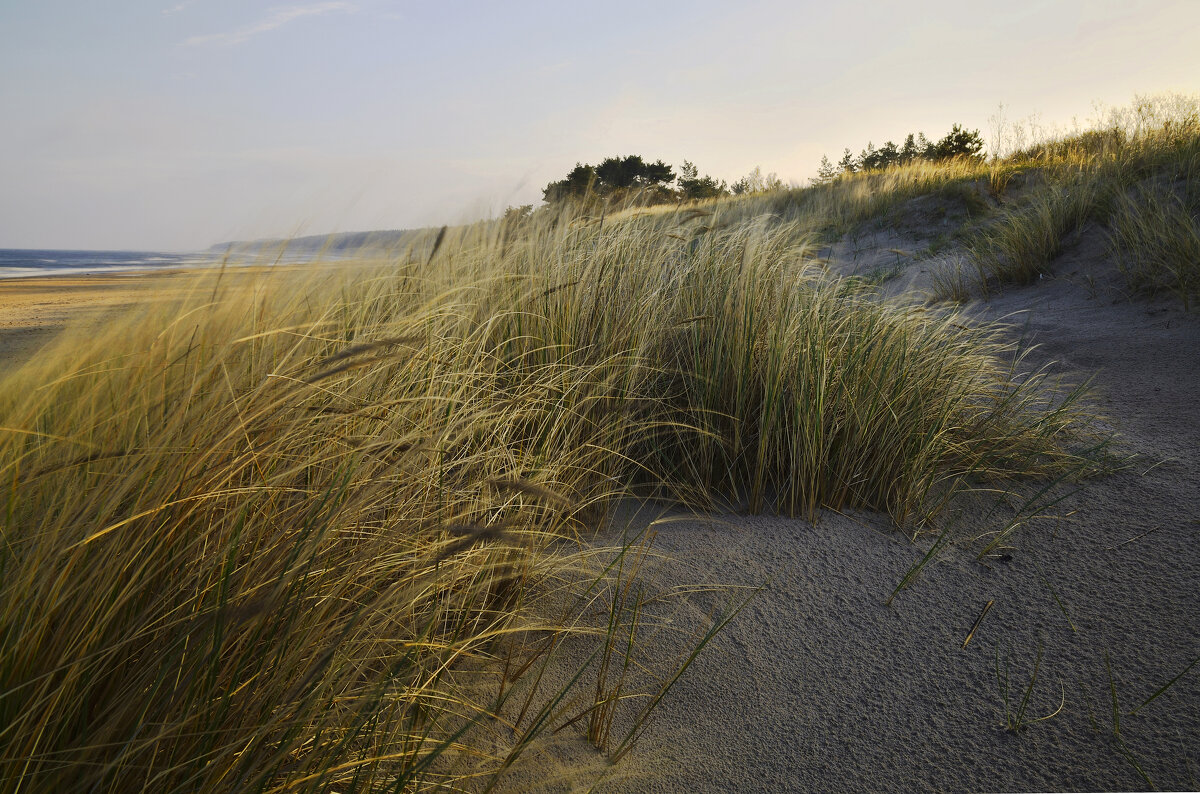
[0,252,353,281]
[0,264,206,281]
[0,247,217,281]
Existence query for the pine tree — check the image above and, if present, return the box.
[860,142,879,171]
[934,124,985,160]
[816,155,837,183]
[542,162,597,202]
[916,132,935,160]
[837,148,856,174]
[878,140,900,169]
[678,161,728,199]
[595,155,645,190]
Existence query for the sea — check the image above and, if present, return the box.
[0,249,218,280]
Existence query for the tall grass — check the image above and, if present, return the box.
[780,157,994,232]
[448,209,1099,522]
[0,267,658,791]
[964,94,1200,291]
[1108,164,1200,310]
[634,228,1094,522]
[595,156,999,243]
[968,175,1101,284]
[1,184,1102,789]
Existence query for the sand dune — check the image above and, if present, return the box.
[2,228,1196,792]
[554,226,1200,792]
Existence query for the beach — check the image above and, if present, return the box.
[4,2,1197,788]
[0,272,182,365]
[3,205,1197,792]
[0,266,305,366]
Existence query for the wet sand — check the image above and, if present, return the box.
[0,272,189,366]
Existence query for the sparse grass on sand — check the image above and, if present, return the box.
[962,95,1200,297]
[16,100,1197,790]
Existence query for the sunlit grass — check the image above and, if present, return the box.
[968,175,1101,284]
[960,94,1200,294]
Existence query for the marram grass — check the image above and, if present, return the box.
[0,199,1099,791]
[961,95,1200,295]
[1108,159,1200,310]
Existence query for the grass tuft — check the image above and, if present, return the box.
[995,642,1065,732]
[1108,174,1200,310]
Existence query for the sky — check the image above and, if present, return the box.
[1,0,1198,251]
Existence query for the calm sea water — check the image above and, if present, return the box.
[0,249,217,279]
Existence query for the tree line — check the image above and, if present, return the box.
[534,123,985,212]
[542,155,783,205]
[815,124,985,182]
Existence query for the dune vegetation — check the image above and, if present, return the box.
[1,94,1195,791]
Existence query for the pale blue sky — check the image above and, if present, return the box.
[1,0,1198,250]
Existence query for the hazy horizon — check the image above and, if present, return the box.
[2,0,1198,251]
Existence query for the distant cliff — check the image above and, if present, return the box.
[207,228,425,257]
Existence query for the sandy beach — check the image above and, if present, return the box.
[0,266,307,367]
[0,272,189,366]
[4,3,1197,788]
